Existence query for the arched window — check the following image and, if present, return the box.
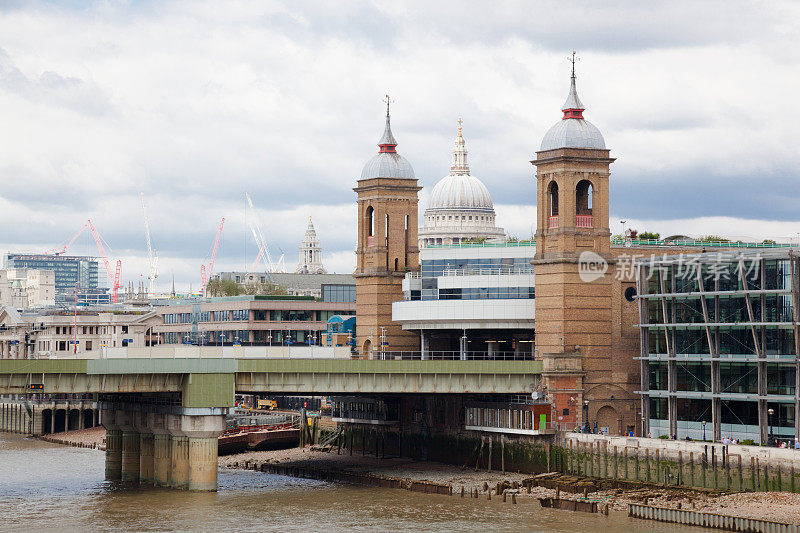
[576,180,593,215]
[366,206,374,237]
[394,258,399,271]
[548,181,559,216]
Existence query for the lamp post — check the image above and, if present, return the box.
[583,400,590,432]
[621,220,627,241]
[702,420,707,441]
[768,408,775,446]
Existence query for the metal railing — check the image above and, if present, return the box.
[441,267,534,276]
[369,350,536,361]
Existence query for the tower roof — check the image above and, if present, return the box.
[540,60,605,151]
[378,96,397,152]
[360,96,416,180]
[561,75,585,112]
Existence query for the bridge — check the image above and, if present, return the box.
[0,357,542,491]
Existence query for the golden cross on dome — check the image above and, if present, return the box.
[457,117,463,137]
[568,50,580,77]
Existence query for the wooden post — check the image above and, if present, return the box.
[645,449,650,483]
[501,435,505,474]
[678,451,683,486]
[689,451,695,487]
[475,437,484,471]
[488,437,493,472]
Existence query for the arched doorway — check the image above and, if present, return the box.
[83,409,94,429]
[41,409,52,435]
[68,409,81,431]
[363,339,372,357]
[53,409,66,433]
[596,405,618,435]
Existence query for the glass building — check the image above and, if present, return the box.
[4,253,100,303]
[636,249,800,444]
[392,243,535,359]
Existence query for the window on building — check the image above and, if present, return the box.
[366,206,374,237]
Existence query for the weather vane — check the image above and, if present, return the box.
[383,93,394,115]
[568,50,580,77]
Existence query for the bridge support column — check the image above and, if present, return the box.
[188,437,219,491]
[153,433,172,487]
[117,410,140,482]
[168,411,189,490]
[102,408,122,481]
[169,413,225,491]
[170,436,190,489]
[135,411,154,484]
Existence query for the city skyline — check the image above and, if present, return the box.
[1,1,799,290]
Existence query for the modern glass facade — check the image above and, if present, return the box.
[416,256,534,301]
[321,284,356,303]
[4,253,100,302]
[637,250,800,444]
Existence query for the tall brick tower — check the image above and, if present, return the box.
[354,99,421,357]
[532,59,616,431]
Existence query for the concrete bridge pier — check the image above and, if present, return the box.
[168,415,190,490]
[117,409,140,483]
[149,413,171,487]
[184,415,225,491]
[102,408,122,481]
[134,411,154,485]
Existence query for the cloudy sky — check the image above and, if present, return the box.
[1,0,799,291]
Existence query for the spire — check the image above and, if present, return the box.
[562,51,585,119]
[450,118,469,175]
[378,94,397,153]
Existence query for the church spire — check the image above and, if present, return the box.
[450,118,469,175]
[378,94,397,153]
[562,51,585,119]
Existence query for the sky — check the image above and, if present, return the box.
[1,0,799,292]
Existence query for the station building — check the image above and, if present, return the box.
[353,66,789,438]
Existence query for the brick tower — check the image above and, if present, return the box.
[354,99,421,357]
[532,60,617,431]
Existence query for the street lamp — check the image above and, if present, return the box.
[768,408,775,446]
[621,220,627,240]
[702,420,707,441]
[583,400,590,432]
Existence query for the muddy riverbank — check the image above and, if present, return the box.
[33,427,800,525]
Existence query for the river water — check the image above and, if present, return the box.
[0,433,707,532]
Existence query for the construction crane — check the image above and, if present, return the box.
[140,193,159,296]
[200,218,225,295]
[45,223,88,255]
[87,219,121,303]
[245,193,276,282]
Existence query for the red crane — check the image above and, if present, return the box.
[87,219,121,303]
[200,218,225,295]
[45,223,88,255]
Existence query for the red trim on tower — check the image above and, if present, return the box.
[379,144,397,153]
[562,109,584,120]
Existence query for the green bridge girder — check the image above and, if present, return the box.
[0,358,543,408]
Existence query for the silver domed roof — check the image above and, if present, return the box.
[540,71,605,151]
[360,98,415,180]
[361,152,416,179]
[540,118,605,151]
[428,173,493,211]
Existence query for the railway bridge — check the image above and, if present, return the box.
[0,357,542,491]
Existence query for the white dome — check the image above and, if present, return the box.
[360,152,416,180]
[428,173,494,211]
[540,118,605,151]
